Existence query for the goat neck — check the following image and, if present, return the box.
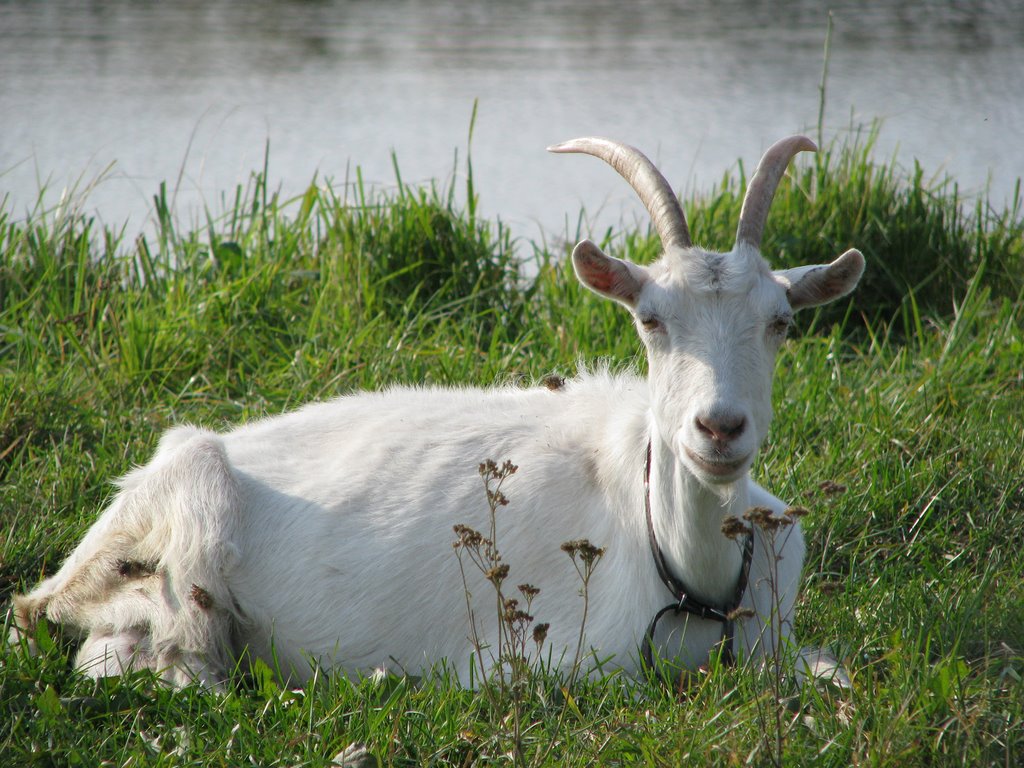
[646,418,748,608]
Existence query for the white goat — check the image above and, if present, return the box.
[9,136,864,687]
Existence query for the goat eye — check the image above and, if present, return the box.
[639,315,662,333]
[769,315,791,337]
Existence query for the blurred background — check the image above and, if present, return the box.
[1,0,1021,241]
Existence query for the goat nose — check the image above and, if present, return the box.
[695,412,746,443]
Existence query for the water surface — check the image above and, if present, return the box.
[2,0,1021,240]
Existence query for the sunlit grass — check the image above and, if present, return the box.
[2,133,1022,765]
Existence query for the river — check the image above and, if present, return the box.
[2,0,1021,241]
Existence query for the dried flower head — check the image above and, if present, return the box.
[518,584,540,600]
[721,516,751,540]
[485,563,510,585]
[532,622,549,646]
[742,506,791,533]
[727,606,756,622]
[561,538,606,565]
[487,489,510,507]
[742,506,773,525]
[452,524,485,549]
[478,458,518,480]
[502,598,533,625]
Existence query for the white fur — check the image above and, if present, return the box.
[9,174,863,690]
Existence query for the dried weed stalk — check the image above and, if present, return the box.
[721,504,809,768]
[453,458,604,767]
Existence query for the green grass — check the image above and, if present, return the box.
[2,133,1023,766]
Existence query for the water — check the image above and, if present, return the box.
[2,0,1022,242]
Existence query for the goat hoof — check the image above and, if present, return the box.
[331,742,375,768]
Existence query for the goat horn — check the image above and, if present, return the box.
[735,135,817,250]
[548,138,691,250]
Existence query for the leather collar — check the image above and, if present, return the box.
[641,440,754,671]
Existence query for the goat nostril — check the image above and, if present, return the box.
[696,414,746,442]
[725,417,746,439]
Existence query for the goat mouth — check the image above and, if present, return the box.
[684,448,750,480]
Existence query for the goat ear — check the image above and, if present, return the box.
[776,248,865,310]
[572,239,648,308]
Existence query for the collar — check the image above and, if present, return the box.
[641,440,754,671]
